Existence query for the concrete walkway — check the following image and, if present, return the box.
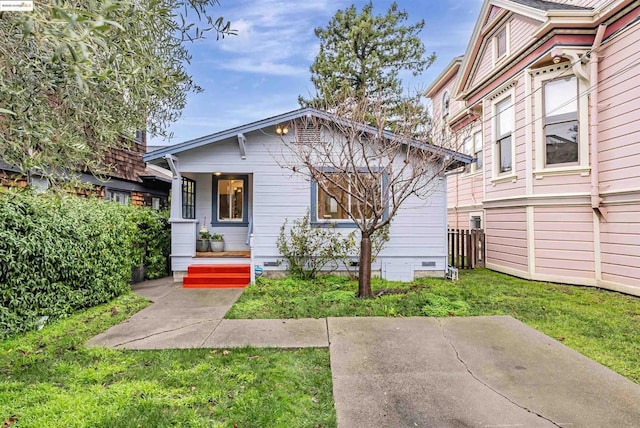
[88,279,640,427]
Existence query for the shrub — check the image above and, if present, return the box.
[0,189,170,338]
[276,213,389,279]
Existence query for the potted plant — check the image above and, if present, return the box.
[210,233,225,252]
[196,230,212,252]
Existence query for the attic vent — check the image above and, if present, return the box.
[295,124,320,144]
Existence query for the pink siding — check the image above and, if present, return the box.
[509,16,539,55]
[597,20,640,192]
[532,174,591,195]
[600,204,640,290]
[485,208,528,272]
[470,44,494,89]
[487,6,501,23]
[534,207,595,279]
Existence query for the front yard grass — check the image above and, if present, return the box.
[0,294,336,428]
[226,269,640,384]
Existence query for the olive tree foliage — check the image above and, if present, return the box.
[0,0,233,182]
[277,96,464,298]
[300,1,435,127]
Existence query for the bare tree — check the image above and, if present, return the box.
[277,96,470,298]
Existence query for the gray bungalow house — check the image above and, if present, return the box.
[144,108,471,286]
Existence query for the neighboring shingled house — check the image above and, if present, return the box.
[1,131,171,209]
[426,0,640,296]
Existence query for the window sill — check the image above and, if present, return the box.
[311,221,358,229]
[491,173,517,185]
[462,170,483,178]
[534,165,591,179]
[211,222,249,227]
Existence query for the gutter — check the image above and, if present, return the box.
[590,24,607,221]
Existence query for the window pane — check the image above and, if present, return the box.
[474,132,483,170]
[496,98,513,138]
[544,77,577,118]
[318,175,349,220]
[351,174,380,220]
[496,29,507,58]
[499,135,512,173]
[545,120,578,165]
[218,179,244,221]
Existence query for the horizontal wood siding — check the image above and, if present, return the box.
[534,207,594,279]
[600,204,640,290]
[509,16,538,56]
[471,43,493,89]
[485,207,527,272]
[174,130,448,276]
[597,20,640,192]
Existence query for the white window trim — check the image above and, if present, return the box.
[461,130,484,176]
[532,65,589,175]
[469,211,484,230]
[492,22,510,66]
[491,87,517,183]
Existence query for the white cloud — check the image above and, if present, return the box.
[215,58,308,76]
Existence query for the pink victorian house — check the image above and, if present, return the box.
[427,0,640,296]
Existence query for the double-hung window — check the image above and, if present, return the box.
[495,97,514,174]
[543,76,578,166]
[533,64,588,174]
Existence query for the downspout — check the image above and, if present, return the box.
[590,24,607,221]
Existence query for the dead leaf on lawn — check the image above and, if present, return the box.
[110,307,119,316]
[210,350,218,354]
[248,355,262,359]
[3,415,17,427]
[190,385,197,391]
[222,350,230,356]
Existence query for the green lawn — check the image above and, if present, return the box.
[227,269,640,384]
[0,294,336,428]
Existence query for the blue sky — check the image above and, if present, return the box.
[150,0,483,146]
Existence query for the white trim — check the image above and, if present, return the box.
[532,64,589,173]
[592,211,602,282]
[486,262,531,280]
[491,87,517,181]
[524,68,533,196]
[492,20,510,67]
[526,206,535,277]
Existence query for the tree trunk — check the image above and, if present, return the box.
[358,235,373,298]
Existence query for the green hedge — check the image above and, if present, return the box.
[0,189,170,338]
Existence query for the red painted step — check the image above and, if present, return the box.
[183,264,251,289]
[188,264,251,274]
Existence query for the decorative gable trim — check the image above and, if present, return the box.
[487,79,518,101]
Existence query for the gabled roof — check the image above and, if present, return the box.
[143,107,473,165]
[425,56,464,98]
[509,0,591,11]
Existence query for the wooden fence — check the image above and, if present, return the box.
[448,228,485,269]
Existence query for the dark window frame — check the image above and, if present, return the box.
[310,168,389,228]
[211,174,249,227]
[181,176,196,219]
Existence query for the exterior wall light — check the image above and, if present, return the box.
[275,125,289,135]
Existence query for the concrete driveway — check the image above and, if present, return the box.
[88,279,640,427]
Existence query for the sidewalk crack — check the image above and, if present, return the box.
[113,319,212,347]
[325,318,331,346]
[436,319,562,428]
